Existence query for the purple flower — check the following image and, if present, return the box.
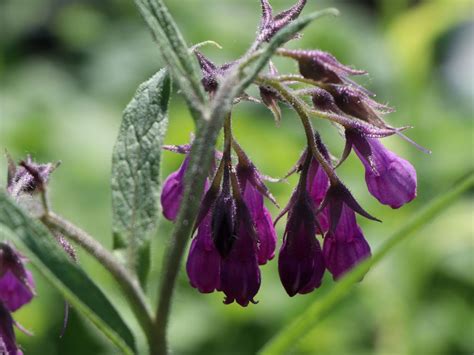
[278,190,325,296]
[186,214,221,293]
[345,130,417,208]
[0,302,22,355]
[220,203,261,306]
[0,244,35,312]
[236,152,277,265]
[323,205,371,280]
[161,155,190,221]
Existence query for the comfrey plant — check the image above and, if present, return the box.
[1,0,471,354]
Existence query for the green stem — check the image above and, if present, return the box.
[259,172,474,355]
[40,212,155,347]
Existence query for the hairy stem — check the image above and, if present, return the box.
[259,172,474,354]
[40,212,155,346]
[256,76,338,184]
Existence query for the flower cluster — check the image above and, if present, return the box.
[161,0,419,305]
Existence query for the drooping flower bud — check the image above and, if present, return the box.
[186,214,221,293]
[279,49,366,85]
[220,203,261,306]
[259,62,283,124]
[235,144,277,265]
[0,243,35,312]
[323,205,371,280]
[161,156,190,221]
[278,189,325,296]
[345,131,417,208]
[0,302,22,355]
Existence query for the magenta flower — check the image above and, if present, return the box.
[0,302,22,355]
[323,205,371,280]
[186,214,221,293]
[345,130,417,208]
[278,189,325,296]
[0,244,35,312]
[236,154,277,265]
[161,155,190,221]
[220,203,261,306]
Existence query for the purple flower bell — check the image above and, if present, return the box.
[0,302,22,355]
[235,147,277,265]
[323,205,371,280]
[220,203,261,306]
[345,130,417,208]
[0,244,35,312]
[161,155,190,221]
[186,214,221,293]
[278,189,325,296]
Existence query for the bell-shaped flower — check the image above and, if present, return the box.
[278,189,325,296]
[186,214,221,293]
[344,130,417,208]
[161,155,190,221]
[0,243,35,312]
[220,202,261,306]
[323,206,371,280]
[235,146,277,265]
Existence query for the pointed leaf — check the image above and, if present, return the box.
[111,69,171,284]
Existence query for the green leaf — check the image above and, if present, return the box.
[0,192,136,354]
[111,69,171,284]
[259,172,474,355]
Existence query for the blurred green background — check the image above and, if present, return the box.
[1,0,473,354]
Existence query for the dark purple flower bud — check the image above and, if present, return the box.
[323,206,371,280]
[307,155,330,232]
[349,134,417,208]
[259,63,283,124]
[220,203,261,306]
[186,214,221,293]
[194,51,236,93]
[280,49,366,84]
[0,244,35,312]
[6,154,57,199]
[327,85,393,129]
[259,0,307,43]
[278,191,325,296]
[0,302,22,355]
[161,156,190,221]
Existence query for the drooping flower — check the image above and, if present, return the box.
[235,145,277,265]
[186,214,221,293]
[161,155,190,221]
[0,243,35,312]
[344,130,417,208]
[0,302,22,355]
[278,188,325,296]
[323,205,371,280]
[220,202,261,306]
[259,62,283,124]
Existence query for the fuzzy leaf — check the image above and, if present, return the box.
[111,69,171,284]
[0,192,135,354]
